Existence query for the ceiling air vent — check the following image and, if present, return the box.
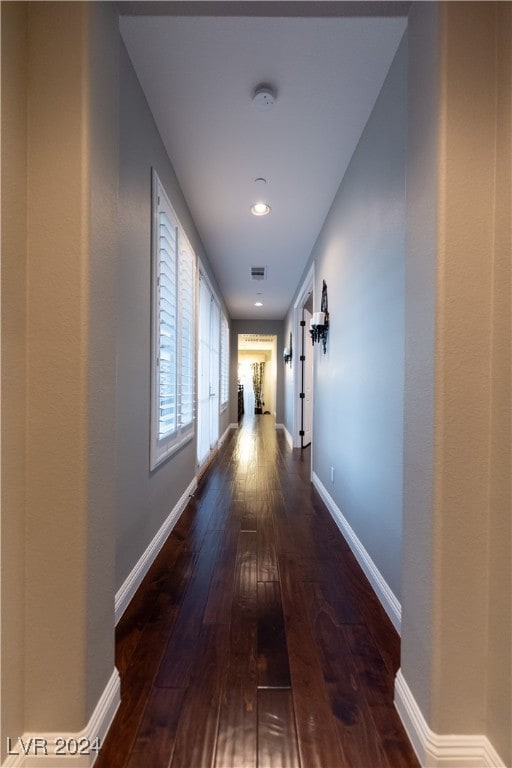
[251,266,266,281]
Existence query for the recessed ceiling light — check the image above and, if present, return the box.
[251,202,271,216]
[254,301,263,307]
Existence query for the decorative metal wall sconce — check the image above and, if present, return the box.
[309,280,329,353]
[283,331,292,366]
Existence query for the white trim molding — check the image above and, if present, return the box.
[219,423,237,447]
[312,472,401,633]
[394,670,507,768]
[3,670,120,768]
[115,476,197,624]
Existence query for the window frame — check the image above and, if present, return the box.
[150,170,196,470]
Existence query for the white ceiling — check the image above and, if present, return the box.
[119,4,407,320]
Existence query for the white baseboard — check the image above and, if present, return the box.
[3,670,120,768]
[115,476,197,624]
[219,423,238,446]
[395,670,507,767]
[275,423,293,449]
[311,471,401,633]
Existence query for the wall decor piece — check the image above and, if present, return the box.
[283,331,292,365]
[309,280,329,353]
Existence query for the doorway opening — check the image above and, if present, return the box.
[237,334,277,421]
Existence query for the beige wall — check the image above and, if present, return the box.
[402,2,511,762]
[1,1,28,754]
[24,2,119,730]
[433,0,498,731]
[486,3,511,760]
[1,0,119,744]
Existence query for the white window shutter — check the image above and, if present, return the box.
[179,237,195,429]
[157,211,178,439]
[150,170,197,469]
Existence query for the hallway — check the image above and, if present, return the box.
[96,415,418,768]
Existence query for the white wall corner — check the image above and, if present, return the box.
[311,471,401,633]
[275,423,293,449]
[115,475,197,624]
[394,670,508,768]
[3,669,120,768]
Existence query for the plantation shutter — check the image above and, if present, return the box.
[220,313,229,406]
[157,207,178,439]
[151,170,197,470]
[179,237,195,430]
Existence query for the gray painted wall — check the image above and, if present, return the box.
[117,40,229,590]
[285,34,407,603]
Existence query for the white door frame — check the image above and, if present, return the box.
[301,305,313,447]
[293,263,315,462]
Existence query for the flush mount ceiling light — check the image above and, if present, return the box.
[252,85,276,111]
[254,301,263,307]
[250,202,271,216]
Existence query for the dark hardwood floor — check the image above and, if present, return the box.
[96,414,419,768]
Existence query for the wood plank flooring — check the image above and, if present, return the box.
[96,415,419,768]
